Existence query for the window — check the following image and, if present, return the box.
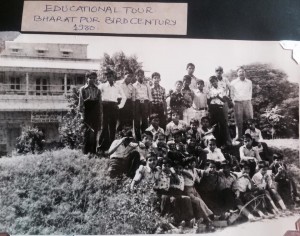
[0,72,4,83]
[10,46,22,55]
[36,78,48,95]
[35,48,48,57]
[61,77,72,92]
[60,49,73,58]
[10,77,21,90]
[76,75,85,85]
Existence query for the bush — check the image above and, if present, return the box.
[15,126,45,154]
[0,149,163,234]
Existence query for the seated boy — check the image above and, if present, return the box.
[146,113,165,137]
[108,129,139,178]
[137,131,154,163]
[187,118,201,143]
[205,138,226,163]
[239,133,262,178]
[165,111,188,140]
[199,116,216,148]
[245,119,271,163]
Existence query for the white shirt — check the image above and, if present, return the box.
[230,78,252,101]
[192,89,208,109]
[205,147,226,162]
[98,82,126,109]
[145,125,165,137]
[208,77,231,97]
[252,171,267,189]
[245,128,263,142]
[165,120,188,137]
[207,86,225,105]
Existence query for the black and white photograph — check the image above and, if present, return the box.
[0,31,299,235]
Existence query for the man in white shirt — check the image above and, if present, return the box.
[132,69,153,141]
[98,69,126,152]
[230,66,253,140]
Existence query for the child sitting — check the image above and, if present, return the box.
[199,116,216,148]
[205,138,226,163]
[245,119,271,163]
[165,111,188,140]
[146,113,165,137]
[187,118,202,142]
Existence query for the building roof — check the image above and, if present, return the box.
[0,56,100,71]
[0,95,69,111]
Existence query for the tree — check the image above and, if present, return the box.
[99,51,142,81]
[16,126,45,154]
[225,63,299,138]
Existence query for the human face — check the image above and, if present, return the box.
[237,68,246,79]
[157,135,166,143]
[261,167,267,176]
[172,113,179,123]
[243,166,250,175]
[208,141,216,151]
[87,74,97,85]
[248,122,255,130]
[137,71,144,82]
[153,75,161,86]
[201,119,210,128]
[190,123,198,131]
[197,82,204,91]
[244,138,253,148]
[215,68,223,78]
[175,82,183,92]
[211,79,218,88]
[142,135,152,148]
[147,157,157,169]
[124,75,133,85]
[107,75,115,85]
[187,65,195,76]
[183,80,191,88]
[151,118,160,128]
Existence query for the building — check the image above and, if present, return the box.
[0,37,100,156]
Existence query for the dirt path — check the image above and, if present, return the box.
[199,214,300,236]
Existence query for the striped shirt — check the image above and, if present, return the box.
[151,85,166,104]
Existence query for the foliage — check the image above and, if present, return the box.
[0,149,163,234]
[225,63,299,138]
[99,51,143,81]
[59,88,84,149]
[15,126,45,154]
[261,106,284,139]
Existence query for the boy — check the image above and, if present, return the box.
[118,73,134,131]
[182,75,195,124]
[205,138,226,163]
[192,79,208,123]
[186,63,198,90]
[245,119,271,163]
[170,80,185,119]
[199,116,216,148]
[207,75,230,148]
[146,113,165,137]
[165,111,188,140]
[151,72,167,129]
[132,69,153,141]
[98,69,126,152]
[187,118,201,143]
[239,133,262,177]
[78,71,102,155]
[137,131,154,163]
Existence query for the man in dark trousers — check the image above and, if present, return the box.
[98,69,126,152]
[78,71,102,154]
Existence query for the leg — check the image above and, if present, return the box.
[134,102,142,141]
[98,103,110,151]
[234,102,244,140]
[140,101,149,133]
[108,103,118,145]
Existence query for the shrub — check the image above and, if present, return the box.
[0,149,163,234]
[15,126,45,154]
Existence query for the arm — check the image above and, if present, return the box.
[117,85,127,109]
[78,88,84,119]
[218,149,226,162]
[254,148,262,162]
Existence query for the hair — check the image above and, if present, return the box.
[175,80,183,86]
[149,113,160,122]
[215,66,223,72]
[105,69,116,78]
[208,138,217,144]
[237,66,245,72]
[142,131,153,140]
[190,118,200,126]
[151,72,160,79]
[201,116,210,122]
[171,110,180,116]
[136,69,144,74]
[247,118,256,125]
[209,76,218,83]
[196,79,204,85]
[147,152,158,160]
[244,133,253,140]
[186,63,195,69]
[86,71,97,78]
[183,75,192,83]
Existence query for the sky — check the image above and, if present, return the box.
[16,34,300,90]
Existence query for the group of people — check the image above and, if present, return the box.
[78,64,299,230]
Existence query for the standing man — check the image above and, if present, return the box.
[215,66,232,146]
[230,66,253,141]
[98,69,126,153]
[132,69,152,141]
[78,71,102,154]
[186,63,198,90]
[118,73,134,131]
[151,72,167,129]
